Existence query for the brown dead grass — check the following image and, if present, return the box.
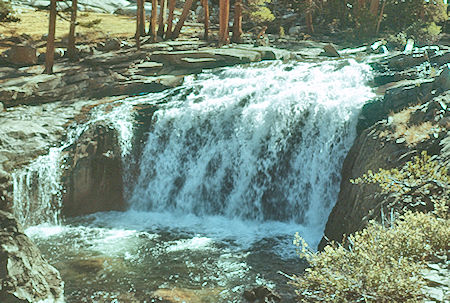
[387,108,440,146]
[0,8,137,51]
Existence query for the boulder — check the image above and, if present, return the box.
[37,48,65,63]
[435,64,450,92]
[62,123,125,217]
[0,210,64,303]
[102,38,121,52]
[321,44,340,57]
[320,95,449,250]
[5,45,38,66]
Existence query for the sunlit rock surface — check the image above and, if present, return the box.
[0,210,63,303]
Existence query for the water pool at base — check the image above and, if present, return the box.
[27,211,308,302]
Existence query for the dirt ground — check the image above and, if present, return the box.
[0,7,204,52]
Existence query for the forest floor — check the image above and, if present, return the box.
[0,7,204,52]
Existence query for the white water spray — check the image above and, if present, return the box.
[128,60,374,243]
[15,59,374,248]
[12,101,137,227]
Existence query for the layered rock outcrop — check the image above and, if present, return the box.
[0,210,64,303]
[62,123,125,216]
[321,47,450,249]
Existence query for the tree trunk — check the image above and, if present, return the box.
[231,0,242,43]
[157,0,166,37]
[165,0,176,39]
[67,0,78,59]
[219,0,230,45]
[139,0,146,35]
[151,0,158,41]
[44,0,57,74]
[171,0,195,39]
[202,0,209,40]
[376,0,385,34]
[305,0,314,34]
[369,0,379,16]
[136,0,142,49]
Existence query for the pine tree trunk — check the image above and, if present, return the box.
[151,0,158,41]
[231,0,242,43]
[136,0,142,49]
[44,0,57,74]
[171,0,195,39]
[202,0,209,40]
[369,0,379,16]
[165,0,176,39]
[306,0,314,34]
[67,0,78,59]
[139,0,146,35]
[219,0,230,45]
[376,0,385,34]
[157,0,166,37]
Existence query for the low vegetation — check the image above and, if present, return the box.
[0,0,19,22]
[291,152,449,302]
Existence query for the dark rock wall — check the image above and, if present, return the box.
[320,48,450,250]
[62,123,126,217]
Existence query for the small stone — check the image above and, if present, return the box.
[102,38,122,51]
[322,44,340,57]
[396,138,406,144]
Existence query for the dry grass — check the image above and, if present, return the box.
[0,8,137,51]
[395,121,436,145]
[386,108,440,146]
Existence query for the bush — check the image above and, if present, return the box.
[290,152,450,302]
[245,0,275,24]
[0,0,19,22]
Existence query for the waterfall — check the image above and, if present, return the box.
[128,60,374,237]
[13,59,374,247]
[12,101,136,227]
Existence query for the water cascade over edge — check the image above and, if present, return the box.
[13,59,374,249]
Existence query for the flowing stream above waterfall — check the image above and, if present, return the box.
[15,59,374,302]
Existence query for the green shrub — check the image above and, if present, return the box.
[0,0,19,22]
[291,152,450,302]
[245,0,275,24]
[351,151,449,218]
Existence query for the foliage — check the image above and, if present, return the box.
[245,0,275,24]
[291,152,450,302]
[351,151,449,218]
[0,0,19,22]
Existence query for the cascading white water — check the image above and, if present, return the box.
[17,59,376,302]
[14,59,374,246]
[128,59,374,241]
[12,101,136,227]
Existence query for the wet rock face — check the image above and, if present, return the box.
[62,123,125,217]
[0,210,64,303]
